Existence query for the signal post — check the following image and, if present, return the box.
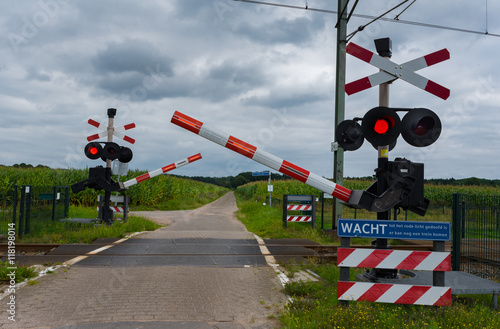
[372,38,395,280]
[336,38,450,288]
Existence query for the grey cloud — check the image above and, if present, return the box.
[235,15,326,45]
[242,88,329,109]
[91,39,174,99]
[92,39,174,75]
[26,67,51,81]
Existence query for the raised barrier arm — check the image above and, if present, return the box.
[122,153,202,189]
[171,111,413,213]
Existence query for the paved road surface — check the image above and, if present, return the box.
[0,192,288,329]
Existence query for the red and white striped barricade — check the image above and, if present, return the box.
[282,195,316,229]
[336,218,452,306]
[97,195,130,222]
[97,206,124,213]
[345,42,450,100]
[337,281,451,306]
[337,248,451,271]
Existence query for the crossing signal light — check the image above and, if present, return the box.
[118,146,133,163]
[361,106,401,147]
[85,142,103,160]
[84,142,133,163]
[335,120,364,151]
[336,106,441,151]
[401,108,441,147]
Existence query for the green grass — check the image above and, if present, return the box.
[235,196,335,245]
[14,191,228,244]
[235,194,374,245]
[0,261,37,283]
[16,205,162,244]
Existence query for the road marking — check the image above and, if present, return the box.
[63,233,142,266]
[253,234,293,302]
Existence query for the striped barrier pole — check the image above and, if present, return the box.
[337,248,451,271]
[171,112,351,202]
[286,216,313,222]
[171,111,412,212]
[287,205,312,211]
[122,153,202,189]
[337,281,452,306]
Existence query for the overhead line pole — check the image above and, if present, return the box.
[333,0,348,230]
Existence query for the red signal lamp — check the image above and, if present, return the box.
[85,142,103,160]
[362,107,401,147]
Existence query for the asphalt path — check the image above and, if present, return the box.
[0,192,288,329]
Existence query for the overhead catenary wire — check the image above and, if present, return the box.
[232,0,500,38]
[394,0,417,20]
[345,0,411,42]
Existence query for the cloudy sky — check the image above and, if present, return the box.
[1,0,499,181]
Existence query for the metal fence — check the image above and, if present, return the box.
[0,185,18,239]
[0,185,70,238]
[452,193,500,281]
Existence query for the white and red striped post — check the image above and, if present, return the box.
[122,153,202,189]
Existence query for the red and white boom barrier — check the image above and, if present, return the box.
[122,153,202,189]
[170,111,412,212]
[172,111,350,201]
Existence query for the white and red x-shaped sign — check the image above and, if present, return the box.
[87,119,136,144]
[345,42,450,100]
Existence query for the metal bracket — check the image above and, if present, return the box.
[331,142,339,152]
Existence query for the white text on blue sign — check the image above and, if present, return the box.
[337,219,451,241]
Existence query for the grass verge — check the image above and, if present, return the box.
[234,194,371,245]
[15,192,228,244]
[0,261,37,283]
[16,206,161,244]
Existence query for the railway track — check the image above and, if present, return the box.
[0,242,438,266]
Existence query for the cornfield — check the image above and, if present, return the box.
[0,166,228,207]
[235,179,500,206]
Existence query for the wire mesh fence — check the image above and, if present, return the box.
[452,193,500,281]
[0,185,70,238]
[0,185,18,239]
